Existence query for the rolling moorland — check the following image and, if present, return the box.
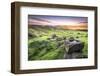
[28,25,88,60]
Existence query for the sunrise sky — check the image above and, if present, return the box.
[28,15,88,27]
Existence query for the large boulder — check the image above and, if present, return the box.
[64,37,84,59]
[68,42,84,54]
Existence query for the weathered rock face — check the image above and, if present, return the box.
[64,52,83,59]
[64,37,84,59]
[68,42,84,54]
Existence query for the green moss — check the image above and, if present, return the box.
[28,26,88,60]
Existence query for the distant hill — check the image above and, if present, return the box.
[29,23,88,31]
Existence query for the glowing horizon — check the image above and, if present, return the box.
[28,15,88,26]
